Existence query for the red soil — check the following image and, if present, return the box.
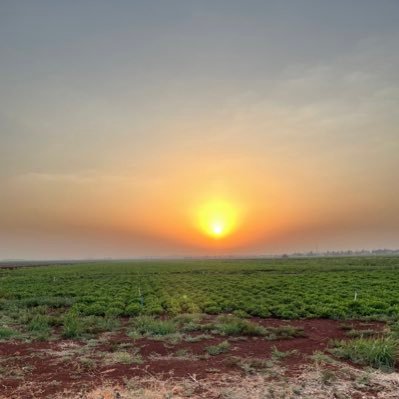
[0,318,385,399]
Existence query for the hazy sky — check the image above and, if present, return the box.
[1,1,398,259]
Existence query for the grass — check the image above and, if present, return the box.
[346,329,377,338]
[174,314,204,333]
[203,317,305,339]
[330,337,397,371]
[78,357,97,371]
[266,325,306,340]
[64,364,399,399]
[310,350,336,365]
[81,315,120,334]
[213,316,267,336]
[130,316,177,336]
[150,332,183,344]
[173,313,203,325]
[62,314,120,339]
[339,323,353,331]
[0,327,17,340]
[184,333,213,342]
[319,369,337,385]
[387,321,399,339]
[205,340,230,355]
[104,350,143,365]
[27,315,51,340]
[271,346,297,360]
[226,356,275,374]
[62,314,84,338]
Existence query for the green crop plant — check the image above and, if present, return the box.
[0,256,397,340]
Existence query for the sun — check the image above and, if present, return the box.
[196,199,238,239]
[211,223,223,236]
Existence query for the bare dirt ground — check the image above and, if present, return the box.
[0,318,396,399]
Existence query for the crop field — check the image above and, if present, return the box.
[1,256,399,398]
[1,256,399,326]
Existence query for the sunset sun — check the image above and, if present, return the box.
[211,222,224,237]
[196,200,238,239]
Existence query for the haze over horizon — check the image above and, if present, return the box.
[1,1,398,260]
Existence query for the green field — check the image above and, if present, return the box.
[0,256,398,341]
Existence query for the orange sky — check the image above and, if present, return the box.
[0,2,398,259]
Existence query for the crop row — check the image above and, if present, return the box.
[0,257,398,322]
